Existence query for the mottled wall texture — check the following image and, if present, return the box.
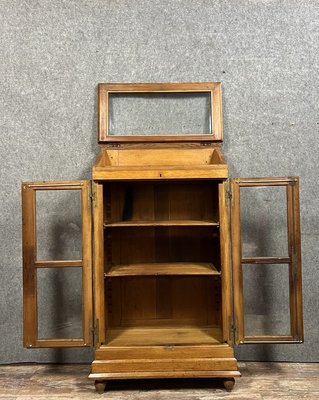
[1,0,318,363]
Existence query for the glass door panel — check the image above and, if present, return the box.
[22,181,92,348]
[231,177,303,344]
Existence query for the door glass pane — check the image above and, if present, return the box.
[240,186,288,257]
[108,92,211,135]
[37,268,83,339]
[36,190,82,260]
[243,264,290,336]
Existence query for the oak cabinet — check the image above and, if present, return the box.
[22,83,303,393]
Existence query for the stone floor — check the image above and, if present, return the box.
[0,362,318,399]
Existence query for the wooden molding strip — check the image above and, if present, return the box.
[241,257,290,264]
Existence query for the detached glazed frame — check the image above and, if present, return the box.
[22,181,93,348]
[98,82,223,143]
[231,177,303,344]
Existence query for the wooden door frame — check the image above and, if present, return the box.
[22,180,93,348]
[98,82,223,143]
[231,177,303,344]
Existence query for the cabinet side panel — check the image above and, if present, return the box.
[94,182,105,345]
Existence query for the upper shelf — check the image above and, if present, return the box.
[104,220,220,228]
[98,82,223,144]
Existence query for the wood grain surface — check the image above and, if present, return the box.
[0,362,318,399]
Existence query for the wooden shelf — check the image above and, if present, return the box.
[104,326,223,346]
[104,220,219,228]
[105,262,220,277]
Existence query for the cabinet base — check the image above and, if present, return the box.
[89,344,240,392]
[89,370,241,380]
[90,372,240,394]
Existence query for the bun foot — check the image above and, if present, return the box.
[95,380,106,394]
[223,378,235,391]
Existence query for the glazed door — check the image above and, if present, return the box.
[22,181,93,347]
[231,177,303,344]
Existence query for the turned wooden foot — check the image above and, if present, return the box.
[95,380,106,394]
[223,378,235,391]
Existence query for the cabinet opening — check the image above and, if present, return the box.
[103,181,220,225]
[104,276,222,346]
[101,179,223,347]
[104,226,221,275]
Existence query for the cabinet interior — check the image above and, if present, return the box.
[102,180,223,346]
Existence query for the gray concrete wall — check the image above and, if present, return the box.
[0,0,318,363]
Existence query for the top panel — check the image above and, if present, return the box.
[98,82,223,143]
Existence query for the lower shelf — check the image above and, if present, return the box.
[104,326,222,346]
[105,262,220,277]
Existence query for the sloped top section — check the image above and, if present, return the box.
[92,147,228,180]
[98,82,223,143]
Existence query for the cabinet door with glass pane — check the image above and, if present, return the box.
[231,177,303,344]
[22,180,93,348]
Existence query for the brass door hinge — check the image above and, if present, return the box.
[91,319,99,346]
[225,182,233,207]
[88,188,97,208]
[230,318,238,344]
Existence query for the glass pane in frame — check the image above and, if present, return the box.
[240,186,288,258]
[108,92,212,136]
[243,264,290,336]
[36,190,82,260]
[37,267,83,339]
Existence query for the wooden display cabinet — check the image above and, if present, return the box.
[22,82,303,393]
